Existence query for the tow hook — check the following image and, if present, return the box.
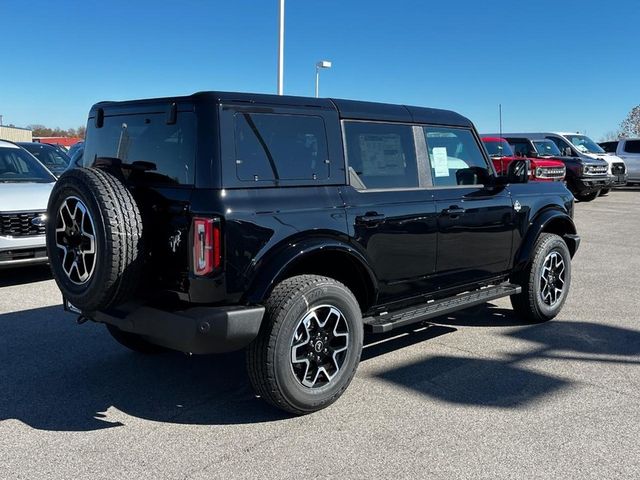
[76,315,90,325]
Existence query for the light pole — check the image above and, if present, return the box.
[277,0,285,95]
[315,60,332,98]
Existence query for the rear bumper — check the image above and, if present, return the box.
[88,303,265,354]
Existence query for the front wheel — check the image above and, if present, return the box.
[599,188,611,196]
[246,275,363,415]
[510,233,572,323]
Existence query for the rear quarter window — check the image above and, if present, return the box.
[84,112,196,185]
[234,113,329,182]
[624,140,640,154]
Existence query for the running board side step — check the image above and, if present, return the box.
[363,283,521,333]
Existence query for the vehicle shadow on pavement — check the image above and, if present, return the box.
[375,306,640,408]
[3,304,640,431]
[0,265,52,287]
[0,305,288,431]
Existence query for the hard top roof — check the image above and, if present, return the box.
[0,139,20,149]
[484,133,559,140]
[90,91,473,127]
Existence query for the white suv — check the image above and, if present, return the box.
[0,140,56,267]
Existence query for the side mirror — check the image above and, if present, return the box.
[506,159,529,184]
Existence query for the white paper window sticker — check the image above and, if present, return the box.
[432,147,449,177]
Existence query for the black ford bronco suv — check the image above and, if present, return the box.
[47,92,580,414]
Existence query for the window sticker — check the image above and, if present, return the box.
[432,147,449,177]
[359,134,405,176]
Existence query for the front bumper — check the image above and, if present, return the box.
[575,176,612,193]
[84,302,265,354]
[0,235,48,268]
[609,173,628,187]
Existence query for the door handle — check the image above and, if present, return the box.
[356,212,386,226]
[442,206,465,216]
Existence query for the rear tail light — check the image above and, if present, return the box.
[193,217,221,276]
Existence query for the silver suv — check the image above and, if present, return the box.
[0,140,56,267]
[599,138,640,185]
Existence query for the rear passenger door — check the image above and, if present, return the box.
[424,126,514,289]
[341,121,438,304]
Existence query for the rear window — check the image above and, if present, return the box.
[624,140,640,154]
[234,113,329,181]
[84,112,196,185]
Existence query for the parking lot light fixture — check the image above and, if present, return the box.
[315,60,332,98]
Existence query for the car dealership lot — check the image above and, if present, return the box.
[1,188,639,480]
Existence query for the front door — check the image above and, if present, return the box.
[422,125,515,290]
[341,121,438,304]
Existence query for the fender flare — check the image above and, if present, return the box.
[242,236,378,306]
[513,208,578,273]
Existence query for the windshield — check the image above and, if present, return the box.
[20,144,70,173]
[565,134,605,154]
[533,140,562,156]
[0,147,56,183]
[482,139,514,157]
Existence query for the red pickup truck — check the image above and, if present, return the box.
[482,137,565,182]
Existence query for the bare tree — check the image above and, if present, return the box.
[620,105,640,138]
[599,130,621,142]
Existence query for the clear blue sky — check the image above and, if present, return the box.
[1,0,638,140]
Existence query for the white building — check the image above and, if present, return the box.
[0,125,32,142]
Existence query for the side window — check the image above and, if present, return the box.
[624,140,640,154]
[424,127,489,187]
[343,121,418,190]
[234,113,329,181]
[547,136,575,157]
[600,142,618,153]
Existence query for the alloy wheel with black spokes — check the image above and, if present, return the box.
[247,275,363,415]
[539,251,566,307]
[290,305,350,389]
[55,196,97,285]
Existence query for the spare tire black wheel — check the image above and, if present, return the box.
[46,167,144,312]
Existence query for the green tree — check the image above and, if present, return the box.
[26,124,86,138]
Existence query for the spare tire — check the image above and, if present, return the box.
[46,167,144,312]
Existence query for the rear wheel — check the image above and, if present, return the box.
[510,233,572,323]
[246,275,363,415]
[576,190,599,202]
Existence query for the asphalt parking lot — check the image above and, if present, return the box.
[1,187,639,480]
